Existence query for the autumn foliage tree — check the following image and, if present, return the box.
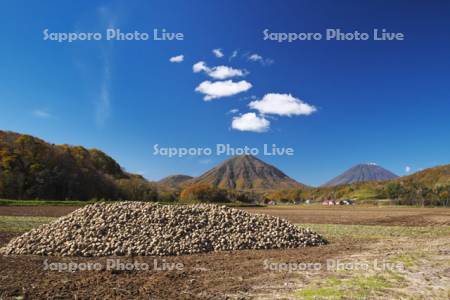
[116,177,158,201]
[180,184,229,203]
[266,189,307,203]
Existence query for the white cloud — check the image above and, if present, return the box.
[228,108,239,114]
[169,54,184,63]
[195,80,252,101]
[208,66,246,79]
[192,61,246,79]
[32,109,51,118]
[231,113,270,133]
[212,48,224,58]
[229,50,238,61]
[248,53,274,66]
[193,61,209,73]
[249,93,316,116]
[249,54,262,61]
[405,166,411,173]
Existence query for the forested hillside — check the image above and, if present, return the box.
[0,131,157,201]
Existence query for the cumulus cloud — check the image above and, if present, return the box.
[193,61,209,73]
[231,113,270,133]
[249,93,316,116]
[249,54,263,61]
[192,61,247,79]
[212,48,224,58]
[208,66,246,80]
[248,53,274,66]
[169,54,184,63]
[228,108,239,114]
[195,80,252,101]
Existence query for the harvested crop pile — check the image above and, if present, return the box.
[0,202,327,256]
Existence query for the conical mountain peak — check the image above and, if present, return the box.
[191,155,305,190]
[323,163,398,187]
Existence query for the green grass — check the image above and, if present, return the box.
[296,274,401,299]
[297,287,345,299]
[349,188,381,200]
[0,216,56,232]
[393,253,417,268]
[299,223,450,241]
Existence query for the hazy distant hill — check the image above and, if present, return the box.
[189,155,304,190]
[323,163,398,187]
[158,174,193,189]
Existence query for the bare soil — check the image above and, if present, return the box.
[0,206,79,217]
[243,206,450,226]
[0,234,362,299]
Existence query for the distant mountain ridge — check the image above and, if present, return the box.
[323,163,398,187]
[189,155,305,191]
[158,175,193,188]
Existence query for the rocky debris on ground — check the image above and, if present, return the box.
[0,202,327,256]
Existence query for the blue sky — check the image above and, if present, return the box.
[1,0,450,186]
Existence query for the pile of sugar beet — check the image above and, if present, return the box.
[0,202,327,256]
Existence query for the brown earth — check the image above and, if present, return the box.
[1,205,449,226]
[0,206,80,217]
[0,232,16,247]
[0,234,362,299]
[243,206,450,226]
